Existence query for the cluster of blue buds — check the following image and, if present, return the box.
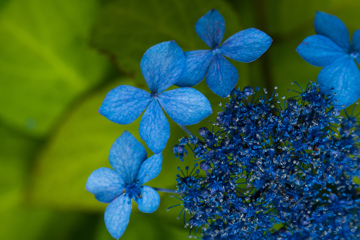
[174,83,360,239]
[86,9,360,240]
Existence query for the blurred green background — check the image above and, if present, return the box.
[1,0,360,239]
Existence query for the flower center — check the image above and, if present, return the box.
[348,49,359,59]
[125,182,142,199]
[151,92,159,99]
[212,47,220,55]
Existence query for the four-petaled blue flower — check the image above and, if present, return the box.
[175,9,273,98]
[297,11,360,109]
[86,131,162,239]
[99,41,212,153]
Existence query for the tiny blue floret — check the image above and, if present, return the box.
[86,131,163,239]
[99,41,212,153]
[297,11,360,109]
[176,9,273,98]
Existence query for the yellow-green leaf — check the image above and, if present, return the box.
[0,0,110,137]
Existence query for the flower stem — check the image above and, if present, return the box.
[177,124,193,137]
[153,187,178,194]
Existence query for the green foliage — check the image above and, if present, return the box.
[0,0,109,137]
[0,127,96,240]
[0,126,39,210]
[267,0,360,35]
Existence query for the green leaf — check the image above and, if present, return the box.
[0,126,95,240]
[0,126,39,210]
[91,0,248,82]
[0,206,92,240]
[0,0,110,137]
[266,0,360,36]
[354,177,360,185]
[0,0,10,11]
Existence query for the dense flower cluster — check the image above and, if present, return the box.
[87,9,360,240]
[174,83,360,239]
[87,8,272,239]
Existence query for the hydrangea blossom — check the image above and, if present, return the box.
[175,9,272,98]
[297,11,360,109]
[173,83,360,239]
[99,41,212,153]
[89,8,360,240]
[86,131,162,239]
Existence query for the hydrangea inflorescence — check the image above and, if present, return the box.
[173,83,360,239]
[86,9,360,240]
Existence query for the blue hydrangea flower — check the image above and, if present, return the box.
[175,9,272,98]
[86,131,162,239]
[99,41,212,153]
[173,84,360,239]
[297,11,360,109]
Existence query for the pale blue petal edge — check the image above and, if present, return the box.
[296,35,346,67]
[158,88,212,125]
[139,100,170,153]
[109,131,147,183]
[175,50,213,87]
[86,167,125,203]
[195,9,225,49]
[104,195,132,239]
[206,54,239,98]
[352,29,360,65]
[220,28,272,63]
[99,85,151,124]
[318,56,360,109]
[353,29,360,52]
[140,41,186,93]
[135,186,160,213]
[136,153,163,185]
[314,11,350,51]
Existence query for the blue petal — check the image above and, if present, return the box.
[139,100,170,153]
[109,131,147,183]
[296,35,346,67]
[220,28,272,62]
[318,56,360,109]
[314,11,350,51]
[86,168,125,203]
[158,88,212,125]
[206,54,238,98]
[353,29,360,52]
[352,30,360,65]
[195,9,225,49]
[175,50,213,87]
[99,85,151,124]
[135,186,160,213]
[104,195,132,239]
[136,153,163,185]
[140,41,186,93]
